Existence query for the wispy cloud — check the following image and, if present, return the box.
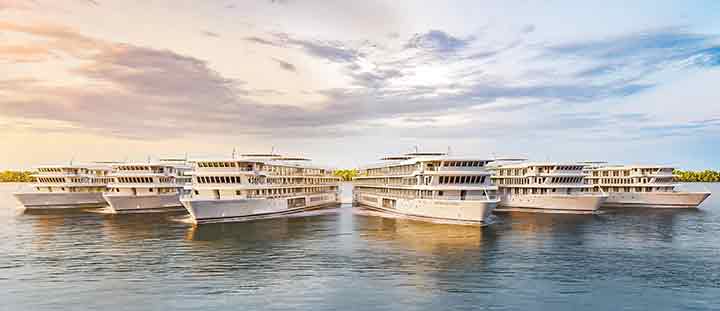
[201,30,220,38]
[272,57,296,72]
[1,20,718,145]
[244,33,361,63]
[546,28,720,80]
[404,30,473,54]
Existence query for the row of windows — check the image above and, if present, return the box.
[495,176,583,185]
[442,161,485,167]
[589,177,673,185]
[194,186,337,197]
[500,188,583,195]
[197,176,242,184]
[109,187,178,193]
[196,161,329,176]
[39,177,114,183]
[592,170,631,177]
[364,164,416,176]
[595,186,673,193]
[91,177,114,183]
[438,175,486,184]
[197,162,244,168]
[36,186,106,193]
[196,176,338,185]
[38,168,64,173]
[591,168,673,177]
[37,177,65,183]
[363,161,489,177]
[356,187,497,199]
[116,166,167,172]
[116,177,156,183]
[497,166,584,176]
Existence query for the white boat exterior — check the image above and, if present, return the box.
[14,164,113,210]
[585,165,711,208]
[103,161,191,213]
[493,163,607,213]
[180,154,341,224]
[353,152,499,224]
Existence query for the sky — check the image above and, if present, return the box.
[0,0,719,170]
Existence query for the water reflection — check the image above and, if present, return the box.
[356,214,491,254]
[600,207,704,244]
[1,183,719,311]
[500,211,598,237]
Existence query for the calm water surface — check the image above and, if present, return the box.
[1,183,719,310]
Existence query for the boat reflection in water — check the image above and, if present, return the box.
[185,206,342,242]
[352,205,503,294]
[355,208,492,252]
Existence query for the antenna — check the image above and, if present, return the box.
[147,155,151,163]
[447,146,452,156]
[271,146,276,155]
[414,145,419,153]
[232,147,237,159]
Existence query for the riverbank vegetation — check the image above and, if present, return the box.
[674,170,720,182]
[0,171,35,182]
[333,169,358,181]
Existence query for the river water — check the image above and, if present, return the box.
[1,183,718,310]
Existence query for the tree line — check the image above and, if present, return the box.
[0,171,35,182]
[673,169,720,182]
[333,169,358,181]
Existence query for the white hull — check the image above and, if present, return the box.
[603,191,711,208]
[103,193,184,213]
[497,194,607,213]
[13,192,107,209]
[354,193,496,224]
[180,193,340,224]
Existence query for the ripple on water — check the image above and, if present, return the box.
[0,184,719,310]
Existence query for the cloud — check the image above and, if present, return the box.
[201,30,220,38]
[272,57,296,72]
[547,28,720,80]
[521,25,536,34]
[404,30,473,54]
[1,21,717,145]
[245,33,361,63]
[244,36,280,46]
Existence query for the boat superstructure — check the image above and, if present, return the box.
[492,162,607,213]
[180,154,341,224]
[353,152,499,225]
[102,161,191,213]
[585,165,711,208]
[14,164,113,209]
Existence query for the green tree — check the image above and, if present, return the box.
[333,169,359,181]
[0,171,35,182]
[673,169,720,182]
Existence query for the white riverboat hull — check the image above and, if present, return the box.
[180,193,340,224]
[13,192,107,210]
[103,193,184,213]
[354,194,496,224]
[497,194,607,213]
[602,191,711,208]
